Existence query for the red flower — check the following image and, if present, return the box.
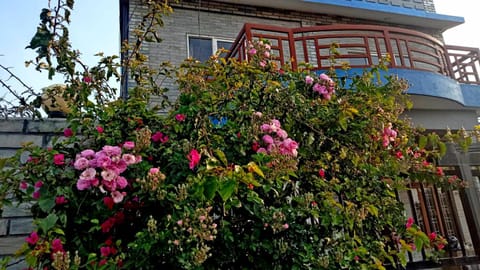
[26,231,39,245]
[53,154,65,165]
[395,151,403,159]
[429,232,437,241]
[187,149,201,170]
[55,196,68,205]
[436,167,444,176]
[34,181,43,188]
[63,128,73,137]
[82,76,92,83]
[96,126,104,133]
[406,217,414,228]
[247,183,254,190]
[175,114,186,122]
[20,181,28,190]
[437,243,445,250]
[101,217,116,233]
[318,168,325,178]
[51,238,64,253]
[103,197,115,210]
[100,246,112,257]
[251,141,260,152]
[311,201,317,207]
[32,191,41,199]
[151,131,169,143]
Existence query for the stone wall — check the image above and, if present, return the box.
[0,118,66,269]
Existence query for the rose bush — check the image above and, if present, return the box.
[0,1,464,269]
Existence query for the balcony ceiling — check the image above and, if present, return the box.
[218,0,464,31]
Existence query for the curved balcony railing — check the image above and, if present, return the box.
[227,23,480,85]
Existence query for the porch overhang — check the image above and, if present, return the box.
[217,0,464,31]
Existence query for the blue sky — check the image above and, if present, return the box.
[0,0,119,102]
[0,1,478,105]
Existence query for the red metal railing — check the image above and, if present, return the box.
[446,45,480,84]
[228,23,480,85]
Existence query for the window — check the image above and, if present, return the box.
[188,36,233,62]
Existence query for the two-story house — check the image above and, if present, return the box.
[120,0,480,268]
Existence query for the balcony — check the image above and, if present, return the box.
[228,23,480,86]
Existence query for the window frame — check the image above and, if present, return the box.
[186,34,234,61]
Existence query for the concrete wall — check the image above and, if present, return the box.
[0,118,66,268]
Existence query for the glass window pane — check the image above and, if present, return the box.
[189,37,213,62]
[217,41,233,58]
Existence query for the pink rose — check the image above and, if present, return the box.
[262,135,274,145]
[111,191,126,204]
[122,154,137,165]
[77,179,92,190]
[116,176,128,189]
[80,168,97,181]
[313,83,327,94]
[305,75,314,85]
[74,157,90,170]
[149,167,160,174]
[80,149,96,159]
[96,126,104,133]
[319,73,331,81]
[123,141,135,150]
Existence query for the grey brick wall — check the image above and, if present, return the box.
[0,118,66,269]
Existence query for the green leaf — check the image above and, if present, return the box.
[38,214,58,234]
[214,149,228,166]
[438,141,447,156]
[414,236,424,251]
[218,179,236,201]
[247,162,264,178]
[38,196,55,212]
[204,176,218,200]
[338,112,348,131]
[367,205,378,217]
[0,158,7,170]
[418,135,427,149]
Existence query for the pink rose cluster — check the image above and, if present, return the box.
[305,73,335,100]
[257,119,299,157]
[247,40,272,68]
[382,123,398,147]
[74,143,141,203]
